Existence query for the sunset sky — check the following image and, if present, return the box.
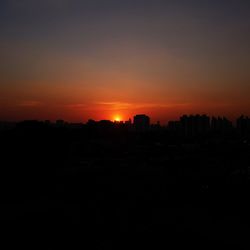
[1,0,250,123]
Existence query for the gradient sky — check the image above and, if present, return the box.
[1,0,250,123]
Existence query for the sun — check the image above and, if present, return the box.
[114,115,122,122]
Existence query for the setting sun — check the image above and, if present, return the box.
[114,115,122,122]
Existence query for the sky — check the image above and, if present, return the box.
[0,0,250,123]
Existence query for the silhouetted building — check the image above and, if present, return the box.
[17,120,45,129]
[133,114,150,131]
[180,114,210,136]
[87,119,96,126]
[151,121,161,131]
[56,120,65,127]
[69,123,84,129]
[168,121,181,134]
[211,116,232,133]
[125,119,132,125]
[0,121,16,131]
[237,115,250,135]
[124,119,133,131]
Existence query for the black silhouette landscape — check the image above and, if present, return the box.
[1,114,250,249]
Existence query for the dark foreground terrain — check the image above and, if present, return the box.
[0,122,249,249]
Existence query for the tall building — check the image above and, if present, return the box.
[180,114,210,136]
[211,116,232,132]
[133,114,150,131]
[237,115,250,135]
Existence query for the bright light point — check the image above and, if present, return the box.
[114,115,121,122]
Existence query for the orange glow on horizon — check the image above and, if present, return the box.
[113,115,122,122]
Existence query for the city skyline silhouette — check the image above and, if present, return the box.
[1,1,250,249]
